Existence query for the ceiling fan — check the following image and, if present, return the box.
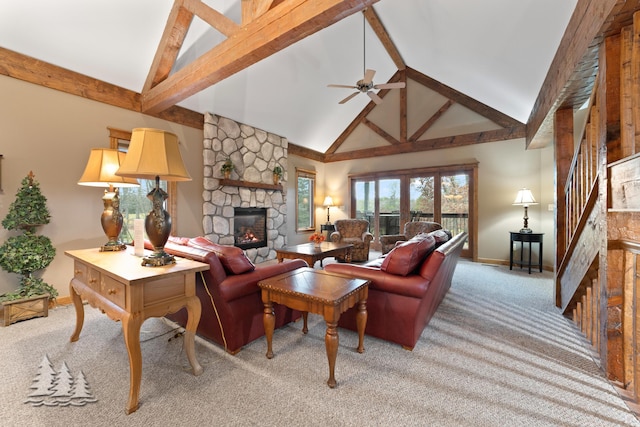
[328,69,405,105]
[327,11,406,105]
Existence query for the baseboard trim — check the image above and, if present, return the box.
[51,296,72,307]
[476,257,553,272]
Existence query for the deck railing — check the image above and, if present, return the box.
[357,211,468,237]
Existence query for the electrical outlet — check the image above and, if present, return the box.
[548,204,554,211]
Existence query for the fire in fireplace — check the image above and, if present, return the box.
[234,207,267,250]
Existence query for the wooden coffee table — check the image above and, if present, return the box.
[275,242,353,268]
[258,267,369,388]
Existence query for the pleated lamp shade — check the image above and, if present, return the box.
[115,128,191,182]
[512,188,538,206]
[78,148,139,187]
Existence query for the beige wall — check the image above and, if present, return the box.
[288,139,555,268]
[0,75,204,298]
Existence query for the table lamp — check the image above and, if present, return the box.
[323,196,334,224]
[115,128,191,266]
[513,188,538,233]
[78,148,139,251]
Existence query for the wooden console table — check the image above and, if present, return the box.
[65,247,209,414]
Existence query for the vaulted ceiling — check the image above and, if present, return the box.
[1,1,635,159]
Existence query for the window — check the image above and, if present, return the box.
[296,168,316,232]
[108,127,177,244]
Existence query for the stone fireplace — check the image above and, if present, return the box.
[202,113,287,263]
[234,207,267,250]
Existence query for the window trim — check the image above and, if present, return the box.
[295,167,316,232]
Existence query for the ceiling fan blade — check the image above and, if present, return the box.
[367,91,383,105]
[339,92,360,104]
[374,82,406,89]
[363,69,376,84]
[328,84,357,89]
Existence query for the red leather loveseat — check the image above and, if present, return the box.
[154,236,307,354]
[325,230,467,350]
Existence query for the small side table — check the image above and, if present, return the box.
[258,267,368,388]
[509,231,543,274]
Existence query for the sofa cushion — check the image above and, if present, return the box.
[381,234,436,276]
[187,236,255,274]
[167,235,190,246]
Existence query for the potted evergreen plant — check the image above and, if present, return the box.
[273,165,283,185]
[221,158,234,179]
[0,171,57,325]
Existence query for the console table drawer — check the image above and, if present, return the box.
[101,275,126,308]
[74,261,100,291]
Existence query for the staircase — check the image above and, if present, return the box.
[556,13,640,411]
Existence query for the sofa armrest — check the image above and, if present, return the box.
[379,234,406,245]
[379,234,406,255]
[325,264,428,299]
[362,232,374,243]
[329,231,341,242]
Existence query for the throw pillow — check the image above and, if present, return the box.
[381,234,436,276]
[429,229,451,248]
[187,237,255,274]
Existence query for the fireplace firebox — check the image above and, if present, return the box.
[234,207,267,250]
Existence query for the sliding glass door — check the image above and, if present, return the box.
[354,179,401,238]
[441,173,469,251]
[350,163,476,259]
[410,176,434,221]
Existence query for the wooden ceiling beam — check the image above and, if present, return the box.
[288,142,326,162]
[324,127,526,163]
[363,118,401,145]
[183,0,240,37]
[526,0,637,148]
[364,6,405,70]
[143,0,194,93]
[406,67,522,129]
[0,47,204,129]
[409,99,454,142]
[142,0,380,114]
[399,68,407,142]
[241,0,287,25]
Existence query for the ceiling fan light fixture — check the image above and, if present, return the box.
[327,12,404,105]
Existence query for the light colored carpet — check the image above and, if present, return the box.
[1,260,638,426]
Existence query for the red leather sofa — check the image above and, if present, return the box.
[325,230,467,350]
[153,237,307,354]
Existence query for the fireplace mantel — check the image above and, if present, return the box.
[220,179,283,191]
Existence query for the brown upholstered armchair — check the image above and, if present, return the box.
[379,221,442,254]
[330,219,374,262]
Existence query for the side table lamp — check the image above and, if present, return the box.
[78,148,140,251]
[116,128,191,267]
[512,188,538,233]
[323,196,334,224]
